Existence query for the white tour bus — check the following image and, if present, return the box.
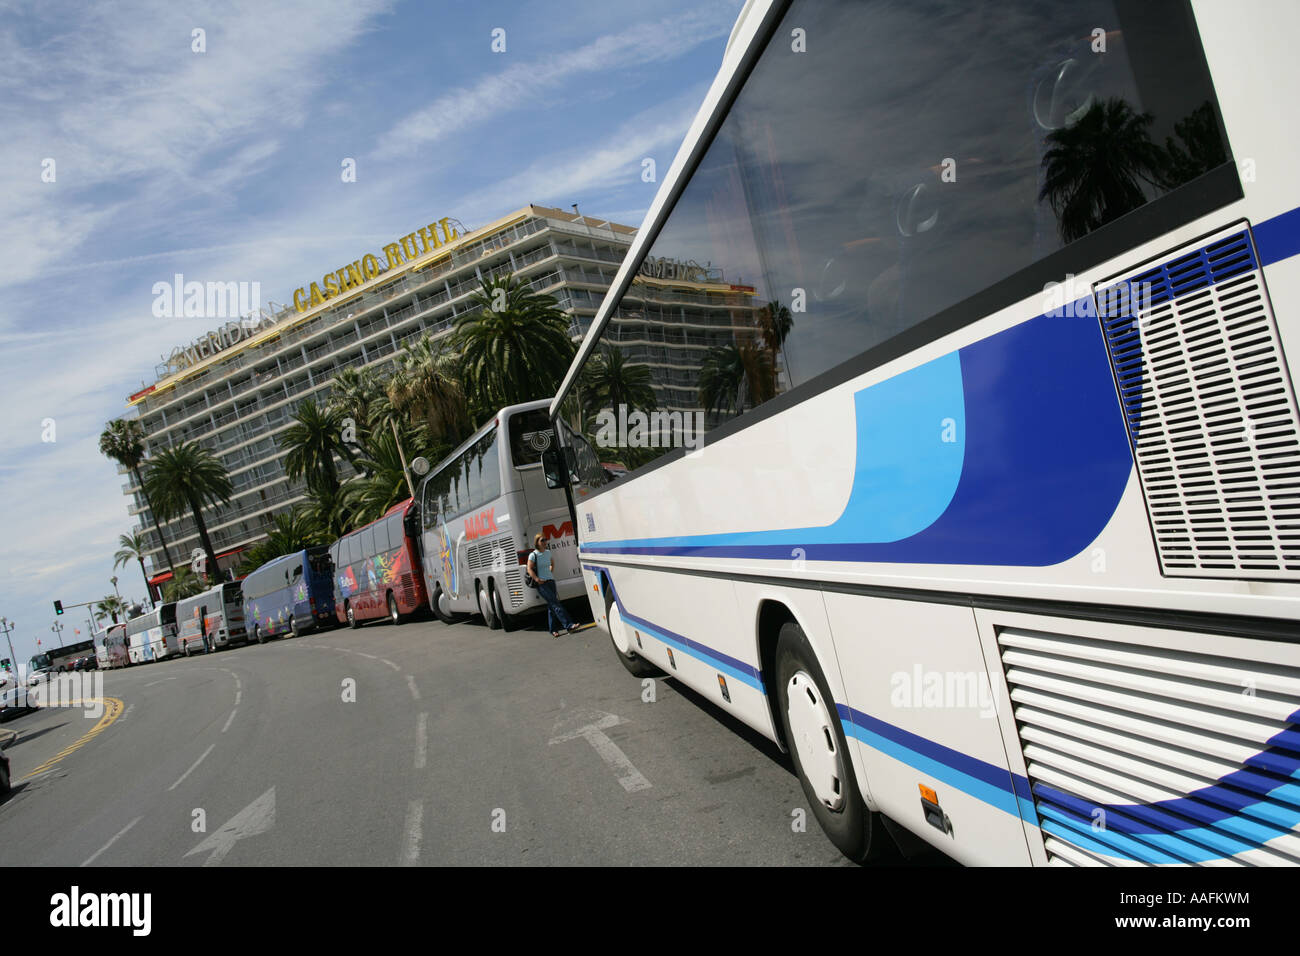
[125,603,180,664]
[418,399,583,630]
[176,582,248,655]
[548,0,1300,865]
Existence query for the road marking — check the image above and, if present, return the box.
[548,707,651,793]
[81,816,142,867]
[234,689,242,706]
[168,743,215,791]
[144,677,178,687]
[221,708,238,734]
[406,676,420,701]
[380,658,400,672]
[185,787,275,866]
[415,713,428,770]
[400,799,423,865]
[21,697,124,780]
[357,652,378,660]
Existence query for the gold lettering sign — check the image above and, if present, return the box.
[292,217,459,313]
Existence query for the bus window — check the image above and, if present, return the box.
[509,409,555,467]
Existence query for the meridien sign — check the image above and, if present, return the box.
[291,217,460,313]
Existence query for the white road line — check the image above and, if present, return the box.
[549,709,652,793]
[81,816,142,867]
[357,652,378,660]
[400,799,423,865]
[221,709,238,734]
[406,676,420,700]
[380,658,400,672]
[415,713,428,770]
[144,677,177,687]
[168,743,216,791]
[234,689,242,706]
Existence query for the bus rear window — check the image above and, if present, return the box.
[509,409,555,466]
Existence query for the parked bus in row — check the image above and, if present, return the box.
[241,547,336,641]
[27,639,97,684]
[418,399,581,630]
[547,0,1300,866]
[330,499,427,628]
[125,604,179,664]
[176,582,248,655]
[95,624,129,670]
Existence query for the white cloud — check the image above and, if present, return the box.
[371,3,735,160]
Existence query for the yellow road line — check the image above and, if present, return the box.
[21,697,125,780]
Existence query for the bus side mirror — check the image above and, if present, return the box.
[542,448,565,489]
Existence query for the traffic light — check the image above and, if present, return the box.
[1,659,10,671]
[54,600,64,615]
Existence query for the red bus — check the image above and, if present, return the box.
[329,499,427,627]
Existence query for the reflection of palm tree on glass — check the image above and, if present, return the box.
[1039,97,1167,243]
[580,344,657,423]
[1160,101,1227,187]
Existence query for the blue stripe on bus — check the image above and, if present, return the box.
[580,205,1300,570]
[582,564,764,691]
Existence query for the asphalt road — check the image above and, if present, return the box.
[0,609,948,867]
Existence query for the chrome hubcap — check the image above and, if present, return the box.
[786,671,845,810]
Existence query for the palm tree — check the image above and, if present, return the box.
[161,566,205,602]
[384,336,471,448]
[698,345,748,418]
[99,419,177,575]
[1039,97,1168,243]
[280,398,350,497]
[94,595,128,625]
[580,344,657,423]
[301,481,356,543]
[142,440,234,581]
[343,428,414,526]
[113,532,155,601]
[237,507,324,575]
[326,366,385,458]
[456,275,576,413]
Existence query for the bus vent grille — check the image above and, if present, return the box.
[998,626,1300,866]
[466,534,513,573]
[1095,223,1300,579]
[505,567,524,608]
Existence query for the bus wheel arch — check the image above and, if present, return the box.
[603,575,663,677]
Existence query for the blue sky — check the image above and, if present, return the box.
[0,0,743,672]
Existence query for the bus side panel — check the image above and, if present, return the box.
[822,592,1032,865]
[590,562,779,746]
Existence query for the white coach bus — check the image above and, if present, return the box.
[125,603,180,664]
[418,399,583,630]
[547,0,1300,865]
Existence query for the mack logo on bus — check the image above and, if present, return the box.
[464,508,498,540]
[543,521,574,540]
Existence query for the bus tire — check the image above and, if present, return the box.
[607,593,663,678]
[432,586,456,625]
[774,620,878,864]
[255,625,265,645]
[388,593,402,625]
[347,602,359,629]
[491,586,514,633]
[478,583,501,630]
[290,618,300,639]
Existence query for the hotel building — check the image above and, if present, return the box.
[116,204,763,590]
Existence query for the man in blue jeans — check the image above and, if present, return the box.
[528,533,575,637]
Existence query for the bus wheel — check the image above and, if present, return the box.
[607,595,662,678]
[255,625,265,645]
[184,644,192,658]
[774,620,876,863]
[478,583,501,630]
[388,593,402,625]
[347,603,359,630]
[289,618,300,639]
[491,587,514,633]
[432,587,455,624]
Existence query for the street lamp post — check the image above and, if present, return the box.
[0,617,17,685]
[50,620,64,647]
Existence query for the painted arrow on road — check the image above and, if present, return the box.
[548,707,651,792]
[185,786,276,866]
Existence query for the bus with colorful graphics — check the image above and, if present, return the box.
[417,399,583,630]
[125,604,180,664]
[95,624,129,670]
[241,547,336,642]
[177,582,248,654]
[329,499,427,627]
[548,0,1300,866]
